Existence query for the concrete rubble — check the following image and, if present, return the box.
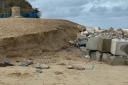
[76,27,128,65]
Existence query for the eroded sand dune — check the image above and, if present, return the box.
[0,18,80,57]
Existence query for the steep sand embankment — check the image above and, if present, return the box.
[0,18,80,57]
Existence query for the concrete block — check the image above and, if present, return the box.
[86,37,101,51]
[86,37,111,52]
[98,38,111,52]
[111,39,128,56]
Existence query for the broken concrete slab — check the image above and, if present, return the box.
[86,37,111,52]
[111,39,128,56]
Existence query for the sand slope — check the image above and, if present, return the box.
[0,18,80,57]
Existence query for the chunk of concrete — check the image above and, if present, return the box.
[86,37,111,52]
[86,37,100,51]
[98,38,111,52]
[111,39,128,56]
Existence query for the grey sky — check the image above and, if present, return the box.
[28,0,128,28]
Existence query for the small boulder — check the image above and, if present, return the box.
[57,62,66,66]
[0,57,14,67]
[67,65,74,69]
[54,71,63,75]
[74,65,85,70]
[34,63,50,69]
[36,69,43,73]
[67,65,85,70]
[18,60,33,67]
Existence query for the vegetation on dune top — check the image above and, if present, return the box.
[0,0,40,18]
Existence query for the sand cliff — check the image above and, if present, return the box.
[0,18,80,57]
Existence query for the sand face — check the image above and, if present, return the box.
[0,18,80,57]
[0,47,128,85]
[0,18,79,38]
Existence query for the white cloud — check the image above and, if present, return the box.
[28,0,128,28]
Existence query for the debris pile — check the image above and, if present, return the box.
[92,31,124,39]
[77,27,128,65]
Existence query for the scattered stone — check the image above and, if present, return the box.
[34,63,50,69]
[74,65,85,70]
[57,62,66,66]
[16,60,20,62]
[67,65,74,69]
[54,71,63,75]
[69,40,75,46]
[84,55,90,59]
[67,65,85,70]
[0,57,14,67]
[19,60,33,67]
[36,69,43,73]
[34,63,42,69]
[0,62,14,67]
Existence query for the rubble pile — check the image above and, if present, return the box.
[77,28,128,65]
[88,29,127,39]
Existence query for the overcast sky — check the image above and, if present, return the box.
[28,0,128,29]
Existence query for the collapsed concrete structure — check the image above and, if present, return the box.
[78,28,128,65]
